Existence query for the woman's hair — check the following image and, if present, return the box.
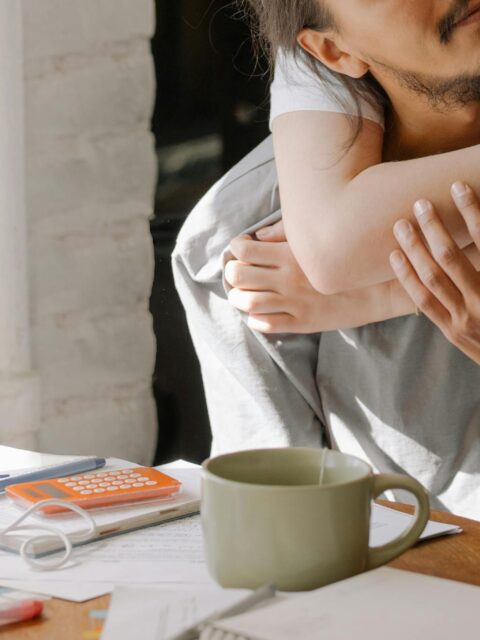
[240,0,389,142]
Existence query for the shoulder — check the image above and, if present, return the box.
[174,136,280,276]
[270,49,384,130]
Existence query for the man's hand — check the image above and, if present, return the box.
[390,182,480,365]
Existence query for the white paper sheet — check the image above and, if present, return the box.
[209,567,479,640]
[370,503,460,546]
[0,515,210,583]
[101,585,251,640]
[0,579,110,602]
[0,446,93,475]
[81,514,204,564]
[0,584,50,603]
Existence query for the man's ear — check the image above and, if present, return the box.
[297,29,369,79]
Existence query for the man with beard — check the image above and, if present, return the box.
[173,0,480,518]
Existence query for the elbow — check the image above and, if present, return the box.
[285,220,358,295]
[298,249,351,296]
[308,271,348,296]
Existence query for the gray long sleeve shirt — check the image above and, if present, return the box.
[172,136,480,520]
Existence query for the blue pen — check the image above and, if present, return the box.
[0,457,106,492]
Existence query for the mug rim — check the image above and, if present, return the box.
[202,447,373,491]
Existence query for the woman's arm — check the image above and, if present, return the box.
[225,230,411,334]
[226,191,480,334]
[273,111,479,294]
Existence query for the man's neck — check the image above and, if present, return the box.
[382,93,480,161]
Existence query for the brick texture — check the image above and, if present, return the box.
[23,0,157,462]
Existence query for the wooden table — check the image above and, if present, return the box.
[4,503,480,640]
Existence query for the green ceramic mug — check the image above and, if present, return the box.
[202,448,430,591]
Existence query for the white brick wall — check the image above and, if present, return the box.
[23,0,158,462]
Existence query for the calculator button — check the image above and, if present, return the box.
[80,490,92,495]
[99,482,109,487]
[93,488,105,493]
[65,482,76,487]
[112,480,123,486]
[78,480,89,486]
[108,472,120,476]
[125,478,136,484]
[71,476,82,480]
[130,473,141,478]
[86,484,97,489]
[145,480,157,486]
[132,482,144,488]
[107,486,119,491]
[138,477,149,482]
[120,484,130,489]
[117,475,128,480]
[73,486,83,491]
[58,478,68,483]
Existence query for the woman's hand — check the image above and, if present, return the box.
[225,220,395,334]
[390,182,480,364]
[225,220,332,334]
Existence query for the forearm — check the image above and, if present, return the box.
[227,203,480,335]
[324,281,412,331]
[333,245,480,330]
[330,152,477,289]
[274,113,480,294]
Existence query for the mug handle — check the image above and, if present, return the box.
[367,473,430,570]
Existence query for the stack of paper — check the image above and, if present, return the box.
[0,463,200,556]
[0,460,205,602]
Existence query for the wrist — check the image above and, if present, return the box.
[387,278,417,319]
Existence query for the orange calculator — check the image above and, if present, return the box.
[6,467,182,515]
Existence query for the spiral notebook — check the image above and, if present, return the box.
[203,567,478,640]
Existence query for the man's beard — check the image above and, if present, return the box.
[375,61,480,112]
[367,1,480,112]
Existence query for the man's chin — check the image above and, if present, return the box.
[392,67,480,110]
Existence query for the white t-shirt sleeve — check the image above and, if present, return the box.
[270,51,384,130]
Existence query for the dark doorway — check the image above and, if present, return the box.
[150,1,270,464]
